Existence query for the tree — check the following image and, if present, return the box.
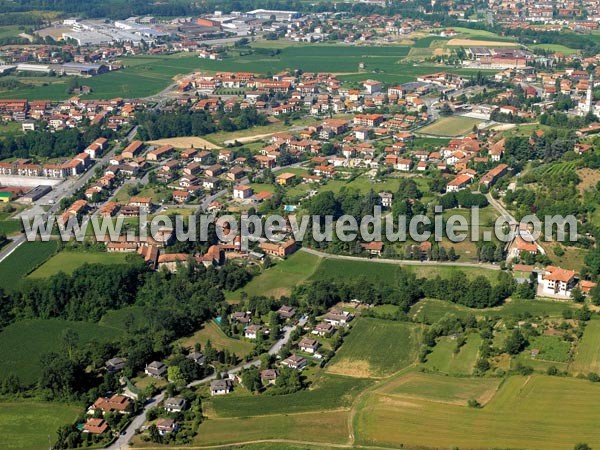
[504,329,528,355]
[241,367,261,392]
[167,366,186,386]
[571,286,585,303]
[61,328,79,360]
[574,444,592,450]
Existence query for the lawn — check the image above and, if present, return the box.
[423,332,482,375]
[0,240,58,290]
[419,116,482,137]
[194,410,349,446]
[571,320,600,374]
[28,250,132,278]
[228,250,322,301]
[327,318,419,378]
[0,401,81,450]
[0,318,123,385]
[179,320,254,358]
[208,373,371,417]
[355,374,600,449]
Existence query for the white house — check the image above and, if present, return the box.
[233,185,254,200]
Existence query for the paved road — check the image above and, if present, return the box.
[300,247,501,270]
[486,193,517,226]
[106,316,307,449]
[0,126,139,263]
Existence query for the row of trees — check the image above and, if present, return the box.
[135,105,267,141]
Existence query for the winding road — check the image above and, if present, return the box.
[106,317,307,450]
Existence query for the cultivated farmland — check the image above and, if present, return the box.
[327,318,419,378]
[571,320,600,374]
[0,318,123,385]
[28,250,132,278]
[355,374,600,449]
[0,240,58,290]
[0,401,80,450]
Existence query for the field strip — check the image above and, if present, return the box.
[300,247,500,270]
[208,407,350,420]
[130,439,400,449]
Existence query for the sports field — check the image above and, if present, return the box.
[0,401,80,450]
[28,251,132,278]
[354,374,600,449]
[147,136,221,149]
[419,116,483,137]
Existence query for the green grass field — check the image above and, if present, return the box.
[195,410,349,446]
[28,251,131,278]
[531,44,579,55]
[419,116,482,137]
[423,332,481,375]
[0,318,123,385]
[179,320,254,358]
[355,374,600,449]
[0,240,58,290]
[327,318,419,378]
[382,370,501,405]
[310,257,499,288]
[228,250,322,301]
[0,401,80,450]
[411,297,577,325]
[571,320,600,374]
[209,373,371,417]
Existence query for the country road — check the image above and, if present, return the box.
[299,247,501,270]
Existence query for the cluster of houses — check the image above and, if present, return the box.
[0,97,140,131]
[211,305,355,396]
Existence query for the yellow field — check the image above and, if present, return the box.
[147,136,221,149]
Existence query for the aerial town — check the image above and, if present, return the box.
[0,1,599,450]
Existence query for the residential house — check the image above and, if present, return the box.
[260,369,279,385]
[210,379,233,396]
[281,355,307,370]
[298,337,319,354]
[163,397,187,413]
[83,418,108,434]
[145,361,167,378]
